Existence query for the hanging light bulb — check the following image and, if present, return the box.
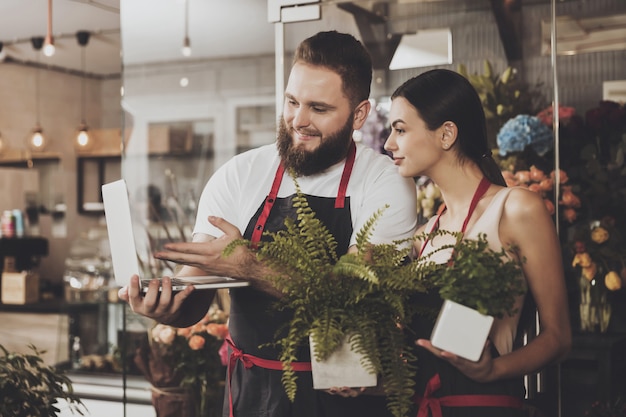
[75,31,92,151]
[29,37,47,152]
[181,0,191,57]
[182,36,191,57]
[76,124,90,149]
[43,0,55,57]
[30,125,48,151]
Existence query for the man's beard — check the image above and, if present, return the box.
[277,114,354,177]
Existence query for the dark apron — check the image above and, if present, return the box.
[224,147,393,417]
[408,292,526,417]
[411,177,525,417]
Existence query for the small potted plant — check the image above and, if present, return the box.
[418,230,526,361]
[0,344,85,416]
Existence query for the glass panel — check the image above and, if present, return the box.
[116,1,626,416]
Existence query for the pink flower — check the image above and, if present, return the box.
[538,178,554,192]
[543,199,555,215]
[153,324,176,345]
[515,170,531,183]
[536,104,576,126]
[560,187,581,208]
[550,169,569,184]
[219,340,229,366]
[563,208,577,223]
[177,327,192,338]
[206,323,229,340]
[529,165,546,182]
[188,334,206,350]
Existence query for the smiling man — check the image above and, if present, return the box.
[119,30,417,417]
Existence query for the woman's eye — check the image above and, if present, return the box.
[394,128,405,134]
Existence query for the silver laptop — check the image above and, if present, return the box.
[101,179,249,292]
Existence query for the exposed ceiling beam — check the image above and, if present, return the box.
[490,0,522,65]
[337,2,402,70]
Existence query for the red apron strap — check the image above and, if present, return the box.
[335,140,356,209]
[417,177,491,259]
[226,337,312,417]
[251,142,357,245]
[250,163,285,246]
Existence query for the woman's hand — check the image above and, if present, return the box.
[416,338,495,383]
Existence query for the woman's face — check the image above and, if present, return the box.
[384,96,441,178]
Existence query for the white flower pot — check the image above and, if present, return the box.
[430,299,494,362]
[309,334,377,390]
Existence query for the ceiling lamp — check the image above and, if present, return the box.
[181,0,191,57]
[29,36,47,152]
[43,0,55,57]
[75,31,92,151]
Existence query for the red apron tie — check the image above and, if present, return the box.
[226,337,312,417]
[414,374,524,417]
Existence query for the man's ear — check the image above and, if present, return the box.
[352,100,372,130]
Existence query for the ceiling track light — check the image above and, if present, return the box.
[43,0,55,57]
[181,0,191,57]
[75,31,92,151]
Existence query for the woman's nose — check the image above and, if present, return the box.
[383,134,395,152]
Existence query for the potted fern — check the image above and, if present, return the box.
[418,230,526,361]
[0,344,85,416]
[226,182,429,417]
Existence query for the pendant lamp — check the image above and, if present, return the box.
[75,31,92,151]
[29,36,47,152]
[181,0,191,57]
[43,0,55,57]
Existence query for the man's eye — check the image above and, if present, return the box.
[312,106,327,113]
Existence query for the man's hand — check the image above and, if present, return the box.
[154,216,251,278]
[118,275,195,324]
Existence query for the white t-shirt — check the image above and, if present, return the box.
[193,142,417,247]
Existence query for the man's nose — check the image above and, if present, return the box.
[292,107,311,128]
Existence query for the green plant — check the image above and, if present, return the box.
[225,179,427,417]
[419,230,526,318]
[225,177,527,417]
[457,60,545,148]
[0,344,85,417]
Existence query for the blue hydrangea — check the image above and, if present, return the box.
[497,114,554,156]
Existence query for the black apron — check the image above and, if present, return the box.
[410,178,525,417]
[223,144,393,417]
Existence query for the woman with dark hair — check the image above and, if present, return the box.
[384,69,571,416]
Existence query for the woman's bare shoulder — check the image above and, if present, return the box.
[501,186,548,221]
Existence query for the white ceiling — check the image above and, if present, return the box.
[0,0,277,78]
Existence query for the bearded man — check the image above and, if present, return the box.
[119,30,417,417]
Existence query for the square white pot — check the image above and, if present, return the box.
[430,299,494,362]
[309,334,377,390]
